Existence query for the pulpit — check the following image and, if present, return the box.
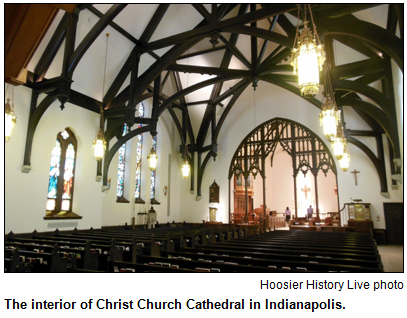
[347,203,371,220]
[346,203,373,232]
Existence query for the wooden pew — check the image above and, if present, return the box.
[5,244,76,272]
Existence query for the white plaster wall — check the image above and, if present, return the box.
[391,59,403,174]
[5,85,104,233]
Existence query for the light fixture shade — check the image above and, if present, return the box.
[319,97,340,141]
[291,25,325,97]
[339,152,350,171]
[5,99,17,143]
[148,147,158,171]
[181,158,191,179]
[92,130,106,161]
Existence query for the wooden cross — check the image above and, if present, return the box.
[301,185,310,199]
[351,169,360,185]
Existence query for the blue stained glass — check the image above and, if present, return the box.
[117,124,129,197]
[135,103,144,198]
[47,141,61,199]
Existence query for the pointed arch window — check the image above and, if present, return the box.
[45,128,81,219]
[135,103,144,200]
[117,123,129,201]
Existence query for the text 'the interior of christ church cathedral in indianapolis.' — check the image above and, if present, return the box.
[4,4,404,273]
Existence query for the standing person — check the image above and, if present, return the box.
[285,206,291,223]
[307,205,313,221]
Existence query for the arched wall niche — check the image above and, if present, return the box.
[228,117,339,222]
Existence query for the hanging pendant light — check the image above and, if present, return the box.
[319,62,340,141]
[331,126,347,160]
[291,4,325,97]
[319,94,341,141]
[148,146,158,171]
[93,127,107,161]
[182,158,190,178]
[181,144,190,178]
[5,85,17,143]
[339,151,350,171]
[93,33,109,161]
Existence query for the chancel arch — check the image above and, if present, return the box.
[228,117,339,223]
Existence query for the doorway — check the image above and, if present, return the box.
[383,203,404,245]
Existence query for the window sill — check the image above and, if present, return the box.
[44,211,83,220]
[116,197,130,203]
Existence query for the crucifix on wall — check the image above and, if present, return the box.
[301,185,310,199]
[351,169,360,185]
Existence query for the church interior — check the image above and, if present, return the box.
[4,4,404,273]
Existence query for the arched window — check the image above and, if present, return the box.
[46,128,80,218]
[117,124,129,199]
[135,103,144,199]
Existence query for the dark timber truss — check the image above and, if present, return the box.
[22,4,403,197]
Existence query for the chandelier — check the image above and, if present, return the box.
[93,33,109,161]
[181,144,191,178]
[291,4,325,97]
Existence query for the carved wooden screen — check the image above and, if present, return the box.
[229,118,337,222]
[229,118,337,179]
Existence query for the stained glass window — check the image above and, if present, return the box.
[135,103,144,199]
[47,140,61,209]
[117,124,129,197]
[46,129,77,214]
[150,135,157,199]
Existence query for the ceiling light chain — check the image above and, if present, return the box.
[93,33,109,161]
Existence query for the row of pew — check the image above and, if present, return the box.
[4,224,383,273]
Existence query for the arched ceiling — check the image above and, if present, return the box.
[21,4,403,188]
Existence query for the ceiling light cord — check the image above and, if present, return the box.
[253,89,257,128]
[102,33,109,110]
[100,33,109,130]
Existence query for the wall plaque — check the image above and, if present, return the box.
[209,180,219,203]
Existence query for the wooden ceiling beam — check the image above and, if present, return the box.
[165,63,251,77]
[331,58,387,79]
[137,4,296,53]
[34,13,68,82]
[192,4,211,22]
[139,4,170,44]
[66,4,127,77]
